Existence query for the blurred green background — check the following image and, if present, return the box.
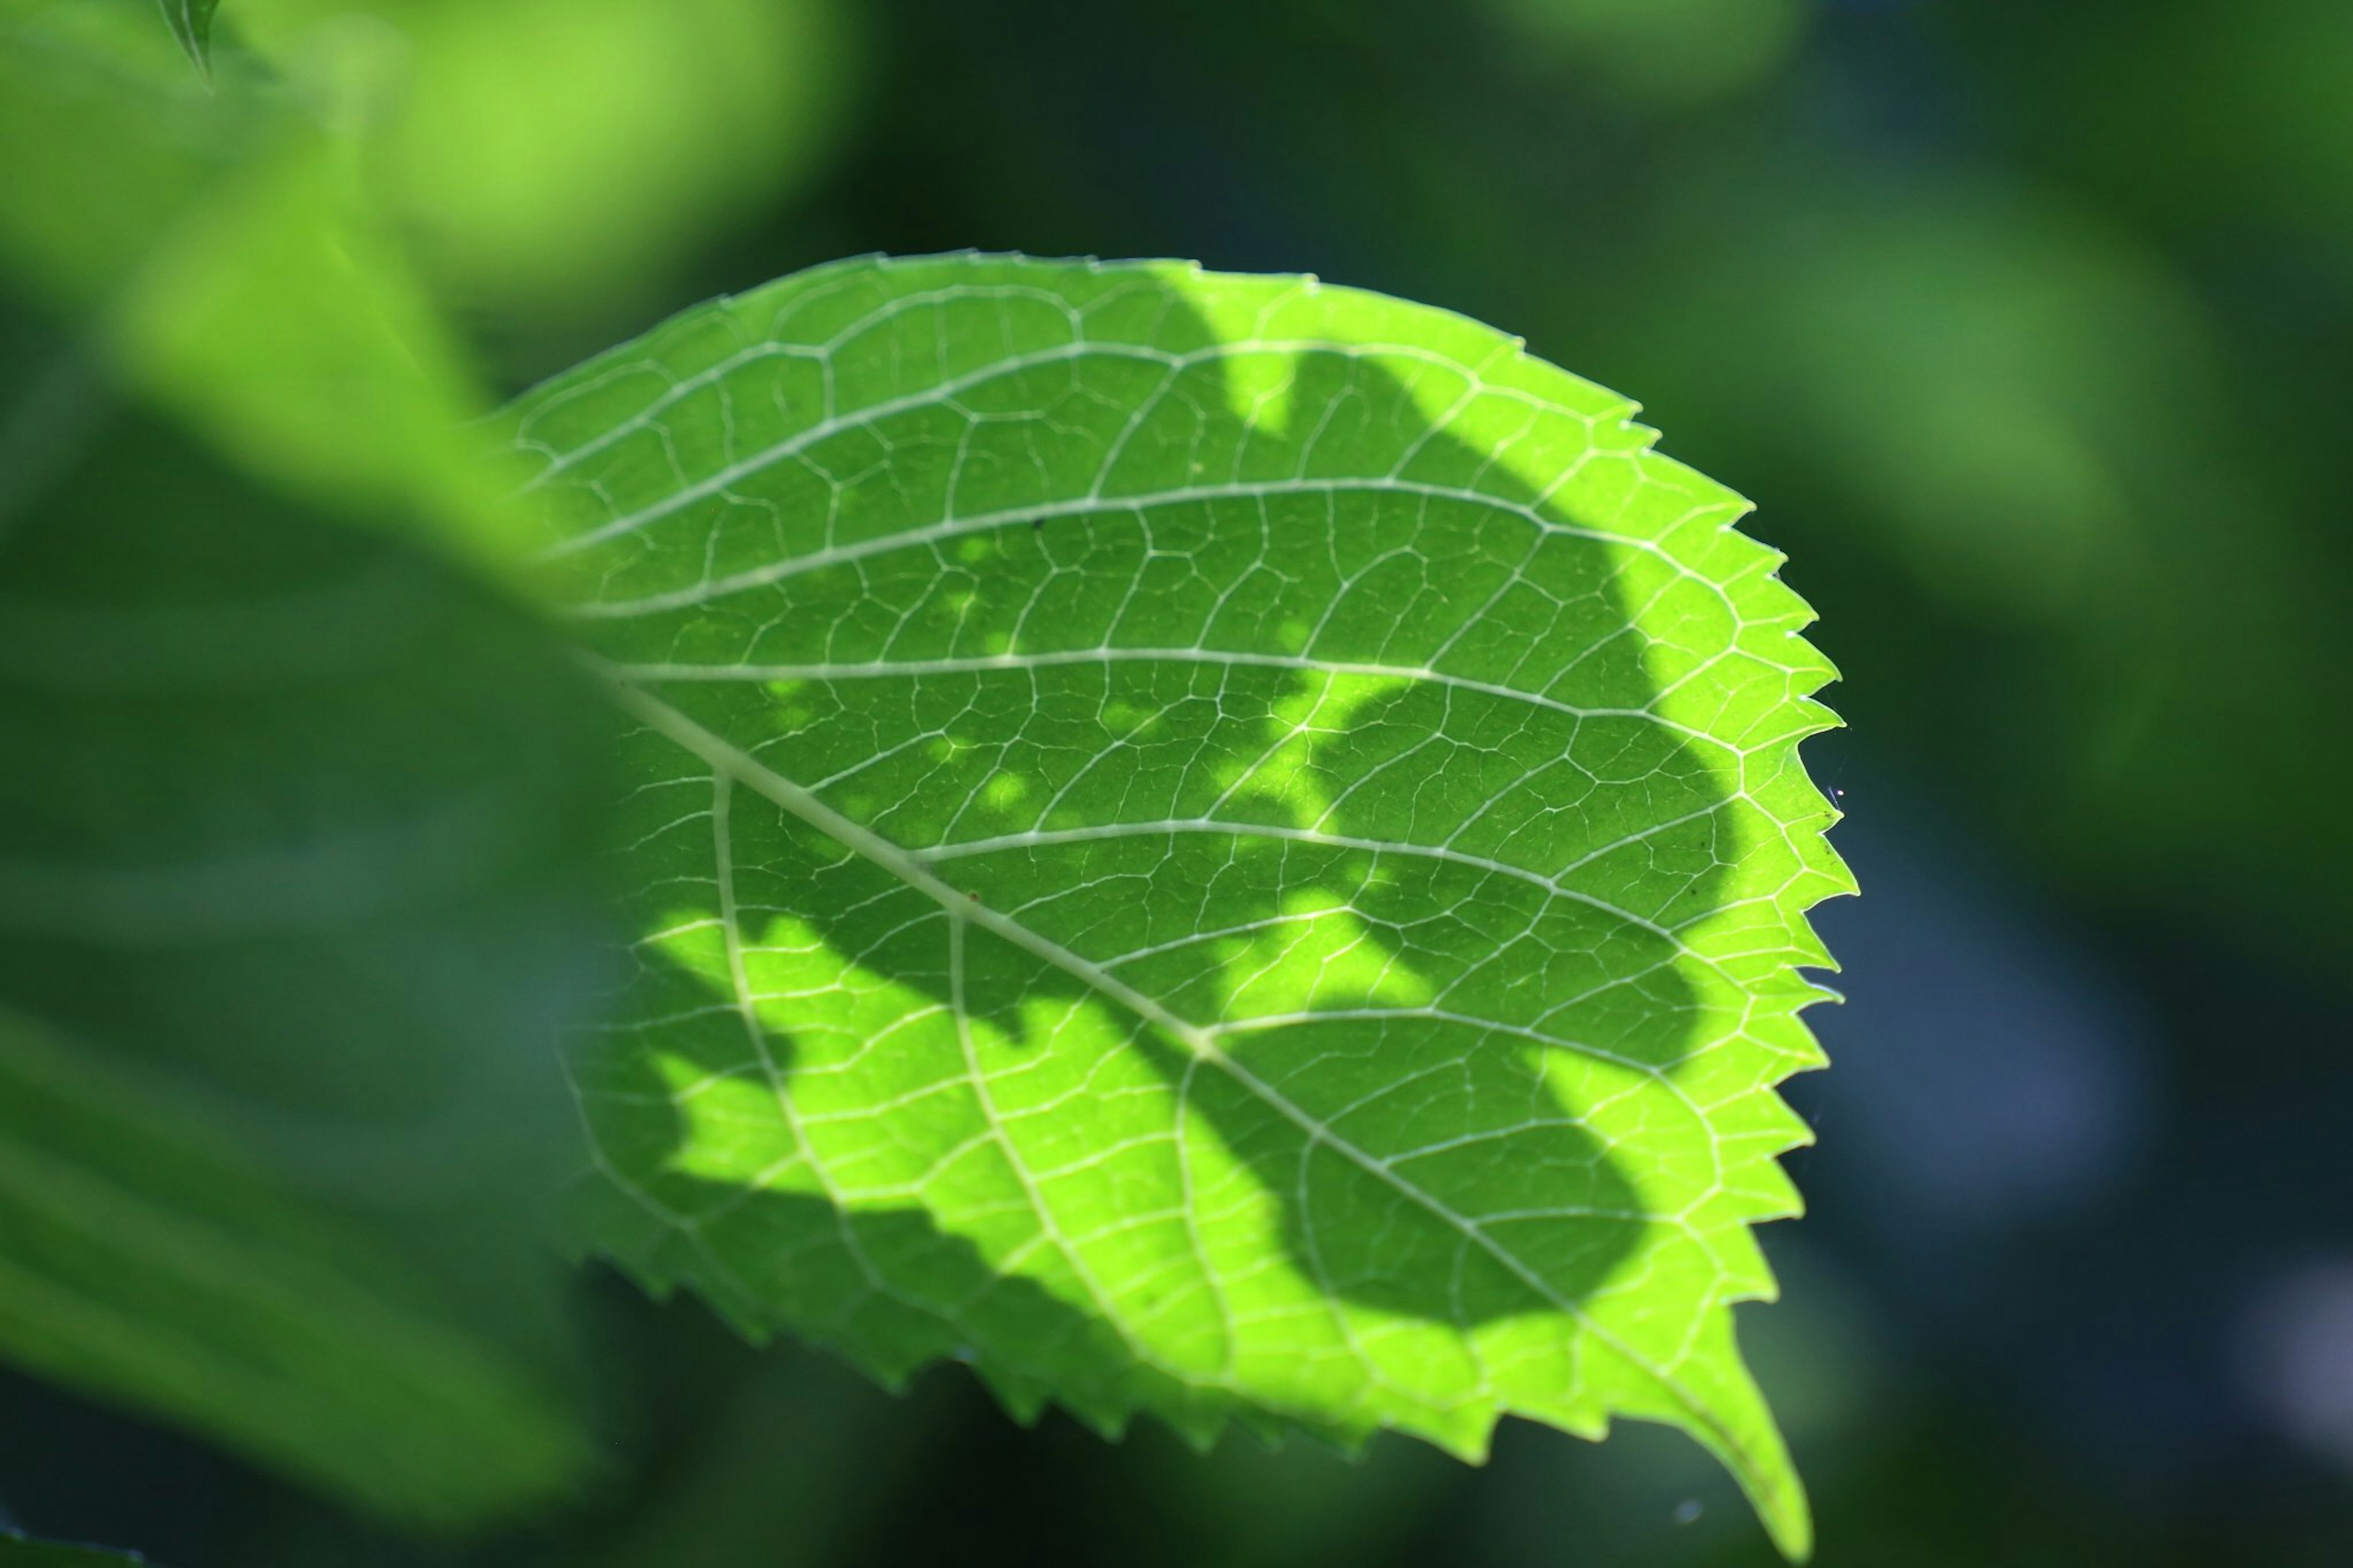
[2,0,2351,1562]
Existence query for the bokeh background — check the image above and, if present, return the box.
[3,0,2351,1563]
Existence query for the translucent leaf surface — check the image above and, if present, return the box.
[513,253,1849,1557]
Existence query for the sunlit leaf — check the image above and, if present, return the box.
[513,253,1849,1558]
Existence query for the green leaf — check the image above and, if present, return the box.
[154,0,216,77]
[0,330,613,1527]
[0,1009,585,1526]
[0,0,545,576]
[513,252,1850,1558]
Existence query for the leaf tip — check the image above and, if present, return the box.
[156,0,220,80]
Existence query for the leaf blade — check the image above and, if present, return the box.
[520,253,1849,1558]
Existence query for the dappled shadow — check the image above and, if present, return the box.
[573,965,1254,1443]
[556,258,1805,1403]
[0,350,627,1515]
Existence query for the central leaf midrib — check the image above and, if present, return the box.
[574,651,1722,958]
[600,675,1754,1477]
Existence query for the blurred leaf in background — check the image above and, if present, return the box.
[0,1008,581,1526]
[0,0,855,570]
[0,0,853,1539]
[0,293,621,1525]
[0,0,633,1518]
[2009,0,2353,272]
[369,0,851,348]
[0,1531,148,1565]
[1627,178,2180,624]
[1489,0,1812,107]
[212,0,855,377]
[0,0,519,566]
